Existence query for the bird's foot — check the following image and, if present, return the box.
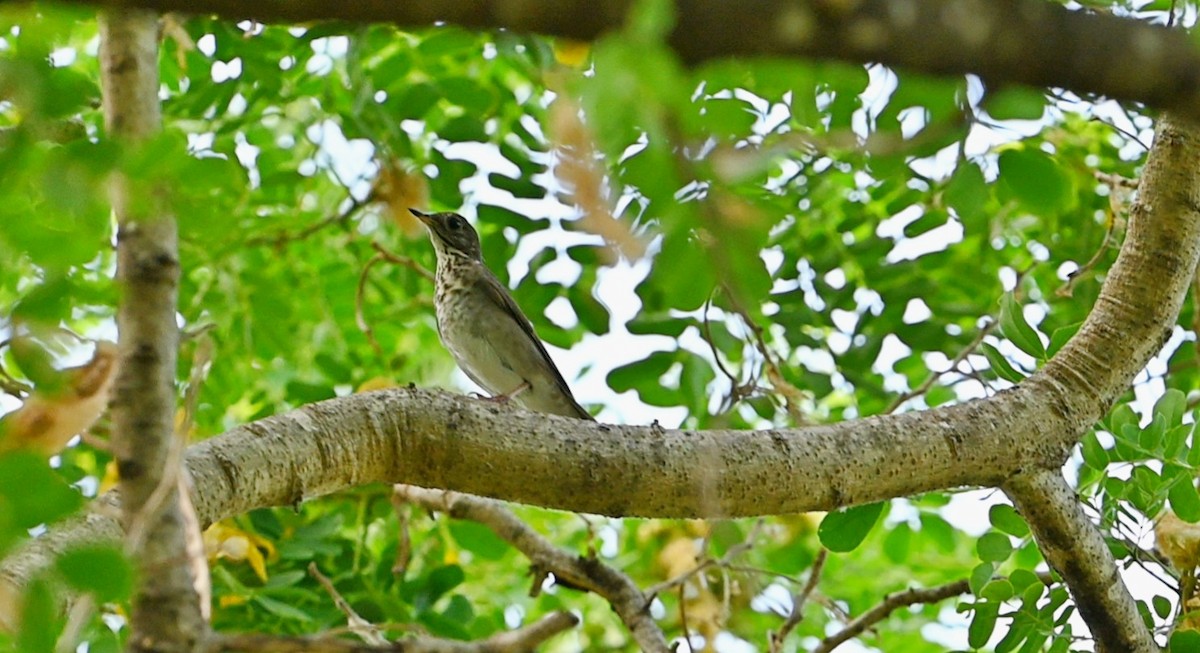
[473,381,531,404]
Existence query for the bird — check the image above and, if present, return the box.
[410,208,593,420]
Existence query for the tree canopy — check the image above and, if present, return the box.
[2,1,1200,651]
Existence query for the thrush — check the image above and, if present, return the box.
[411,208,593,420]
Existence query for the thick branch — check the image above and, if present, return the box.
[29,0,1200,124]
[1037,115,1200,448]
[1004,468,1154,653]
[102,7,205,651]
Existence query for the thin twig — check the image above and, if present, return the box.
[355,253,388,358]
[309,562,388,646]
[200,611,578,653]
[886,320,998,414]
[701,294,762,413]
[371,242,435,281]
[645,519,764,599]
[1056,203,1120,298]
[393,484,670,653]
[247,195,369,248]
[811,580,970,653]
[769,548,828,652]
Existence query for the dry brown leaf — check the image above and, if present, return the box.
[549,97,646,261]
[373,163,430,237]
[1158,511,1200,571]
[0,341,118,456]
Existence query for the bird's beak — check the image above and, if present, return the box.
[409,208,433,227]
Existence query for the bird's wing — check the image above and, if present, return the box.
[477,264,593,420]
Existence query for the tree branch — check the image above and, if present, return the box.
[769,548,826,651]
[30,0,1200,124]
[393,485,670,653]
[200,611,578,653]
[101,6,207,651]
[1005,468,1154,652]
[811,579,971,653]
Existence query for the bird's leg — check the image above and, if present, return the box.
[473,380,531,404]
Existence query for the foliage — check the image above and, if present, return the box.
[0,0,1194,651]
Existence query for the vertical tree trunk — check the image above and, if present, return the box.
[100,9,205,652]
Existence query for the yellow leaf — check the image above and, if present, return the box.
[218,595,249,608]
[553,39,591,67]
[99,460,120,494]
[356,377,397,393]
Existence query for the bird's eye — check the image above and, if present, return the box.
[447,217,463,230]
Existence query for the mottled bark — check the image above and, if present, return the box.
[101,8,206,653]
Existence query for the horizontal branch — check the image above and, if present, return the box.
[394,485,669,652]
[30,0,1200,124]
[200,610,578,653]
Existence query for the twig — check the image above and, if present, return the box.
[371,242,435,281]
[1056,203,1120,298]
[393,484,670,653]
[768,548,828,652]
[811,580,970,653]
[645,519,764,599]
[355,243,435,358]
[200,610,578,653]
[247,196,369,249]
[389,493,413,576]
[701,294,762,413]
[722,296,807,423]
[355,253,388,358]
[885,320,998,413]
[55,595,95,653]
[677,585,692,651]
[309,562,388,646]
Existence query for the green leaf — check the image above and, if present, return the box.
[439,115,488,143]
[998,148,1074,216]
[55,544,133,602]
[1154,389,1187,427]
[968,601,999,649]
[944,162,988,225]
[818,502,885,552]
[988,504,1030,538]
[692,97,756,138]
[980,579,1014,601]
[253,595,314,622]
[1080,431,1109,469]
[969,561,995,595]
[1169,473,1200,523]
[0,453,83,529]
[1190,422,1200,467]
[1047,322,1082,356]
[1008,569,1040,592]
[883,522,912,563]
[999,293,1045,360]
[977,532,1014,562]
[18,578,60,653]
[488,172,544,199]
[982,343,1026,383]
[407,564,465,613]
[985,87,1046,121]
[1171,629,1200,652]
[449,521,509,561]
[1153,594,1172,619]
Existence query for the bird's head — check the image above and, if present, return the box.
[410,209,483,262]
